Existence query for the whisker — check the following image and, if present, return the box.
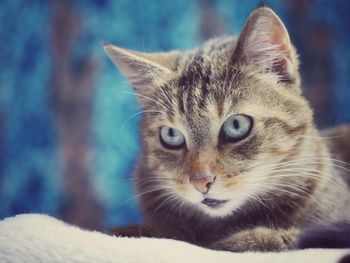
[136,177,174,184]
[116,186,173,208]
[248,157,350,178]
[163,196,183,224]
[248,168,345,192]
[120,109,166,135]
[261,185,313,203]
[300,134,350,140]
[269,180,323,207]
[146,191,176,211]
[246,193,273,213]
[122,90,169,110]
[153,193,179,215]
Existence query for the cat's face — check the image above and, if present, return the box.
[136,68,312,217]
[105,7,314,217]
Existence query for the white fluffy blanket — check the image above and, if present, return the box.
[0,214,348,263]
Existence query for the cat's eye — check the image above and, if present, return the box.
[160,126,185,149]
[221,114,253,142]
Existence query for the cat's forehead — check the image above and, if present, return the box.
[171,64,258,119]
[172,52,237,115]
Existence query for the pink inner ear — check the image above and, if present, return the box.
[272,57,291,82]
[242,21,295,82]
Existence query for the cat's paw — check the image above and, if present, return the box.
[210,227,299,252]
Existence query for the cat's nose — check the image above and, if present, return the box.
[190,172,216,194]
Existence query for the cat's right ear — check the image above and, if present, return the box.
[103,43,179,107]
[232,7,299,85]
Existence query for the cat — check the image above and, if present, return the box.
[104,7,350,252]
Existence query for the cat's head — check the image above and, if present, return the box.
[104,7,314,218]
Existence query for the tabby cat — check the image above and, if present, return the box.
[104,7,350,252]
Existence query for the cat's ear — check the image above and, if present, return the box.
[104,44,179,106]
[233,7,299,84]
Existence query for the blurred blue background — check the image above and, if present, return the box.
[0,0,349,230]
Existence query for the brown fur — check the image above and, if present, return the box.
[104,7,350,252]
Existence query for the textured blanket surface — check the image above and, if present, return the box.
[0,214,349,263]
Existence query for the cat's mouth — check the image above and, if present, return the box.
[202,198,228,208]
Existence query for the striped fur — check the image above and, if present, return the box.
[104,7,350,251]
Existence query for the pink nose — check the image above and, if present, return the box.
[190,172,216,194]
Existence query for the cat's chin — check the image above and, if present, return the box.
[198,198,245,218]
[181,181,263,218]
[199,200,237,217]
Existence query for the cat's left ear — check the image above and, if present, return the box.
[104,44,179,107]
[233,7,299,84]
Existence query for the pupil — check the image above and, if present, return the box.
[168,128,175,137]
[233,119,240,130]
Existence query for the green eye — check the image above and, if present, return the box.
[221,115,253,142]
[160,126,185,149]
